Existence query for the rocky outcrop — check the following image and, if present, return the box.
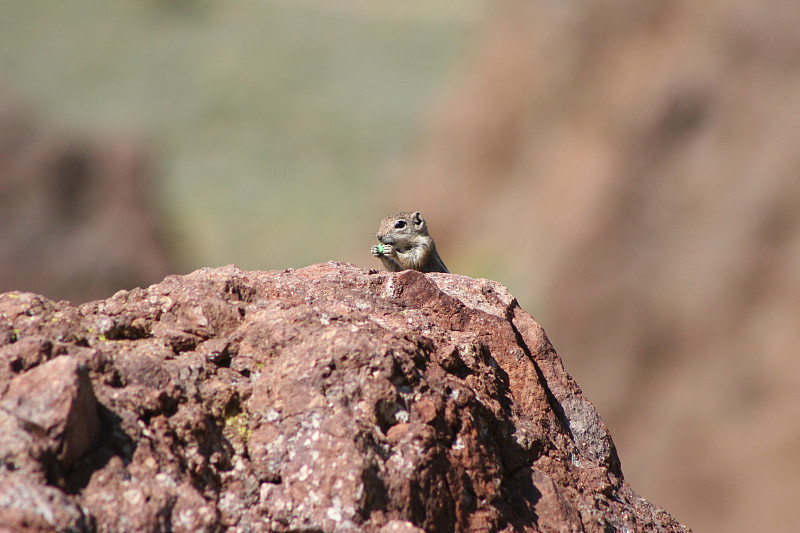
[0,263,689,532]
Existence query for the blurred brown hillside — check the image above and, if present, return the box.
[0,92,173,303]
[390,1,800,532]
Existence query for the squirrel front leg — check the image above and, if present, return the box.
[371,244,395,257]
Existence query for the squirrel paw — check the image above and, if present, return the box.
[371,244,393,257]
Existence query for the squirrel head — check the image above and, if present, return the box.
[376,211,429,246]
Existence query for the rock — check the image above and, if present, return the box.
[0,263,691,532]
[2,355,100,473]
[380,520,425,533]
[0,469,90,532]
[0,409,48,480]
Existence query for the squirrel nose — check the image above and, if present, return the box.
[377,235,392,244]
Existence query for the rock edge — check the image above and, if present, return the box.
[0,262,690,532]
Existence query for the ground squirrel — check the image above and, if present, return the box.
[370,211,449,273]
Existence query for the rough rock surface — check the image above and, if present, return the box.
[0,263,689,532]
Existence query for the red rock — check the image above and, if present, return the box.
[0,263,691,532]
[2,355,99,472]
[0,469,90,532]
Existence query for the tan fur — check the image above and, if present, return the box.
[370,211,449,273]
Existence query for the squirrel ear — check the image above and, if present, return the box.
[413,212,424,225]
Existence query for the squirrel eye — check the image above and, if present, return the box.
[394,220,406,229]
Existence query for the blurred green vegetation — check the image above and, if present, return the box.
[0,0,485,272]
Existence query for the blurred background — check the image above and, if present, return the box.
[1,0,799,531]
